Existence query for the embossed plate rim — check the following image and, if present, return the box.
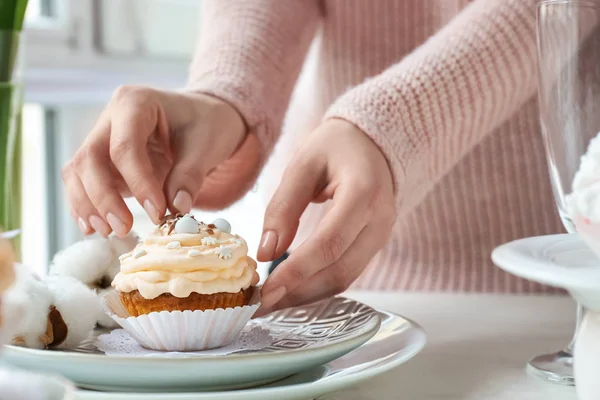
[2,296,382,392]
[3,296,381,362]
[76,310,427,399]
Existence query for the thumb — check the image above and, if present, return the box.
[195,134,262,210]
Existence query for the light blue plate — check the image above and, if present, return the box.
[75,310,426,400]
[3,297,383,392]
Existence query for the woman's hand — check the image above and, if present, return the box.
[256,119,397,314]
[62,86,246,237]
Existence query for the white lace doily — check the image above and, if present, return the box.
[96,323,272,357]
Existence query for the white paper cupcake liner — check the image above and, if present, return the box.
[102,290,260,352]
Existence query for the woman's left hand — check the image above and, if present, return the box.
[256,119,397,315]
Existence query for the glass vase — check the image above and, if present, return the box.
[0,81,23,257]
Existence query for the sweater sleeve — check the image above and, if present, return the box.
[186,0,321,209]
[325,0,539,216]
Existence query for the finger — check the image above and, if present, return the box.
[194,134,262,210]
[78,147,133,238]
[163,132,207,214]
[260,183,370,309]
[256,222,386,316]
[109,86,168,223]
[62,163,111,237]
[257,155,326,263]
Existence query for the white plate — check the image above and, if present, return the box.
[29,372,77,400]
[0,366,76,400]
[491,233,600,309]
[75,310,426,400]
[2,296,381,392]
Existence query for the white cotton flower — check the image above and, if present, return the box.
[3,265,54,349]
[43,276,100,350]
[48,232,138,329]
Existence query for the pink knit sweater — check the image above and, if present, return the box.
[188,0,564,293]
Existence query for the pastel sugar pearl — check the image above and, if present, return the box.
[175,215,199,234]
[212,218,231,234]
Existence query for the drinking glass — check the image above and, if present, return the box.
[537,0,600,385]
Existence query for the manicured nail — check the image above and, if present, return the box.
[89,215,110,237]
[77,217,89,234]
[143,200,160,224]
[173,190,192,213]
[259,231,278,261]
[261,286,286,309]
[107,213,127,237]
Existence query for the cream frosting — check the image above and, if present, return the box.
[112,217,259,299]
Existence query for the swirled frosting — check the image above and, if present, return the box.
[112,215,259,299]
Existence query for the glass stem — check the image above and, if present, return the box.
[566,303,584,354]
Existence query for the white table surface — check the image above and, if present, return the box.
[320,292,579,400]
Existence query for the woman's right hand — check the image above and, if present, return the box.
[62,86,246,237]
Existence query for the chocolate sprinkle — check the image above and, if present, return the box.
[208,223,216,229]
[159,213,184,235]
[207,229,214,235]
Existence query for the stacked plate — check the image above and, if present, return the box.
[1,296,426,399]
[492,233,600,308]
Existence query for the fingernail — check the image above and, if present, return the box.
[78,217,90,234]
[173,190,192,213]
[143,200,160,224]
[259,231,278,260]
[253,307,271,319]
[89,215,110,237]
[261,286,286,309]
[107,213,127,237]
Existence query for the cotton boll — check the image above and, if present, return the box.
[43,276,100,350]
[3,266,54,349]
[49,238,114,328]
[49,232,137,328]
[49,238,115,288]
[50,232,137,288]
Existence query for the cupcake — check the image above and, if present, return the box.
[113,214,259,315]
[105,214,260,351]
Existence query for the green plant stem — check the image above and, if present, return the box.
[0,31,19,82]
[0,83,22,257]
[0,85,11,221]
[0,0,29,31]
